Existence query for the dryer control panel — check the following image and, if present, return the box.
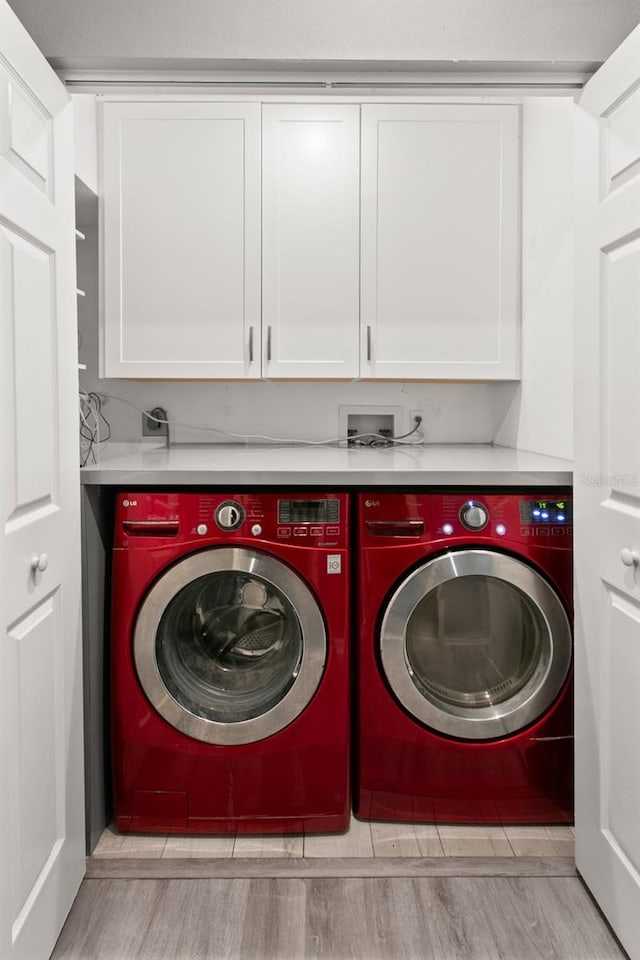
[359,492,573,546]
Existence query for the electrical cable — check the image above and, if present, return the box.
[96,392,425,447]
[79,390,112,465]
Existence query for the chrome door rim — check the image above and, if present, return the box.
[379,549,571,740]
[134,547,326,745]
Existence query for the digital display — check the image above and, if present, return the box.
[278,499,340,524]
[519,500,572,525]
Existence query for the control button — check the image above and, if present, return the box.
[196,523,208,536]
[442,523,454,536]
[552,528,565,536]
[459,501,489,531]
[293,526,308,537]
[326,526,340,535]
[537,528,550,536]
[495,524,507,536]
[310,526,323,536]
[277,526,291,537]
[251,524,262,536]
[215,500,245,531]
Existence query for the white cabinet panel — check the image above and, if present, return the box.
[262,104,360,379]
[101,101,261,378]
[361,104,520,380]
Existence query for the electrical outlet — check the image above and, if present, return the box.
[409,410,425,438]
[142,406,168,437]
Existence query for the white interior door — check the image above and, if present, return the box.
[574,25,640,960]
[0,3,85,959]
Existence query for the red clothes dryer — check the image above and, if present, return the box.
[356,491,573,824]
[111,491,350,834]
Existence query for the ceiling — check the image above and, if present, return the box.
[7,0,640,71]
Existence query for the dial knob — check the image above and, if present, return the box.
[459,502,489,531]
[214,501,245,531]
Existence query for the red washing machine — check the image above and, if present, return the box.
[111,491,350,834]
[356,491,573,824]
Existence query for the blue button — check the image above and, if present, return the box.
[557,514,565,522]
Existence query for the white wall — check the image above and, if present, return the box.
[8,0,640,66]
[75,95,574,456]
[493,98,575,460]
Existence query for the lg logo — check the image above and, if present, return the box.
[365,500,380,508]
[122,499,138,508]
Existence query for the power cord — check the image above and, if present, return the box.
[96,393,425,448]
[79,390,112,465]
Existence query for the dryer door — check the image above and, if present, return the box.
[380,549,571,740]
[134,548,326,744]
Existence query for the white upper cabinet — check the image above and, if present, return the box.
[262,104,360,379]
[101,101,261,378]
[361,104,520,380]
[100,98,521,381]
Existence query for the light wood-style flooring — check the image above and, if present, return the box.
[91,820,576,861]
[50,821,628,959]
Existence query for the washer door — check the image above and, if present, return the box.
[380,549,571,740]
[134,548,326,745]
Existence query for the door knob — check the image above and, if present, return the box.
[620,548,640,568]
[30,553,49,573]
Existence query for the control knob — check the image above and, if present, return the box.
[459,501,489,531]
[215,501,245,531]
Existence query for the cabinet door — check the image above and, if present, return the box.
[361,104,520,380]
[262,104,360,379]
[101,101,261,378]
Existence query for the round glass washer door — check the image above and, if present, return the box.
[134,548,326,745]
[380,549,572,740]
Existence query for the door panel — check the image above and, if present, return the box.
[0,3,84,958]
[574,23,640,960]
[1,227,56,514]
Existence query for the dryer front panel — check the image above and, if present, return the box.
[134,547,326,745]
[379,549,572,740]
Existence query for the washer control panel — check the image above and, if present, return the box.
[459,501,489,531]
[214,500,245,531]
[115,492,348,548]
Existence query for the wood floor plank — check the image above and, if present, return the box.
[466,877,627,960]
[86,855,577,880]
[438,824,514,858]
[232,833,304,858]
[371,821,422,857]
[52,876,624,960]
[304,816,374,858]
[162,835,236,859]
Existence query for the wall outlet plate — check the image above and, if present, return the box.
[339,405,403,445]
[142,407,168,437]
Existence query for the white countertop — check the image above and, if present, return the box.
[80,443,573,487]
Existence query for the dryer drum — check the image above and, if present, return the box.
[380,549,572,741]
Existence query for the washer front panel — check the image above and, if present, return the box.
[134,547,326,745]
[379,549,572,740]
